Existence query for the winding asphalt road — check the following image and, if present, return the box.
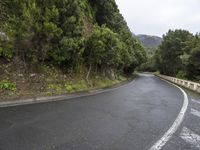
[0,74,199,150]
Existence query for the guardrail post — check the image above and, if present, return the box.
[194,84,197,91]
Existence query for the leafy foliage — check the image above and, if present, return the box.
[84,26,125,70]
[154,30,200,81]
[0,80,16,91]
[187,44,200,81]
[0,37,13,59]
[0,0,146,77]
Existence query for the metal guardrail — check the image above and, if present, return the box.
[157,74,200,94]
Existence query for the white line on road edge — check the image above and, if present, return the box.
[191,108,200,118]
[150,78,189,150]
[180,127,200,148]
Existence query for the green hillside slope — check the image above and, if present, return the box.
[0,0,146,99]
[135,34,162,55]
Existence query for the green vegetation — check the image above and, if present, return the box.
[0,0,146,73]
[135,34,162,56]
[0,0,146,99]
[140,29,200,82]
[0,80,16,91]
[135,34,162,72]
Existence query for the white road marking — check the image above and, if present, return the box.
[191,99,200,105]
[191,108,200,118]
[150,78,189,150]
[180,127,200,148]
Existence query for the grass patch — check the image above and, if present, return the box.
[0,80,16,91]
[0,64,129,100]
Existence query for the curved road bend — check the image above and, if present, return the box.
[0,74,188,150]
[163,87,200,150]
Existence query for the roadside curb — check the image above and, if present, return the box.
[0,78,135,108]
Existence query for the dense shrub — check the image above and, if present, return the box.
[0,80,16,91]
[0,0,146,76]
[154,30,200,81]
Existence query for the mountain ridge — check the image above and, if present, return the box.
[135,34,162,48]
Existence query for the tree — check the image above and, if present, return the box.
[84,26,125,79]
[1,0,146,77]
[89,0,147,74]
[187,44,200,81]
[154,30,200,81]
[157,29,193,76]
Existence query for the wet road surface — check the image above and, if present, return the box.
[163,88,200,150]
[0,74,190,150]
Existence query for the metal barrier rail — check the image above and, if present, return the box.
[156,74,200,94]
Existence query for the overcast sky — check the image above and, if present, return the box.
[115,0,200,37]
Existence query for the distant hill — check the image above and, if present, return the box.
[133,34,163,55]
[136,34,162,48]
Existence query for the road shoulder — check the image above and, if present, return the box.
[0,77,135,108]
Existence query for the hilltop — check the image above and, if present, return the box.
[136,34,162,48]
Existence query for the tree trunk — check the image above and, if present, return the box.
[86,64,92,82]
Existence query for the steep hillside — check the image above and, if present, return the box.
[0,0,147,99]
[0,0,146,73]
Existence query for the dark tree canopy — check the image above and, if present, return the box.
[0,0,147,76]
[154,30,200,81]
